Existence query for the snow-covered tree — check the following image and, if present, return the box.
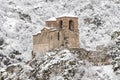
[110,31,120,72]
[111,32,120,59]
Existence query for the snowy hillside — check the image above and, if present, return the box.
[0,49,119,80]
[0,0,120,79]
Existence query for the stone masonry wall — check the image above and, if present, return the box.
[33,17,80,55]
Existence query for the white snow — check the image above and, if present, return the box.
[0,68,5,72]
[44,26,51,29]
[33,31,41,35]
[45,26,57,31]
[117,36,120,39]
[58,13,77,18]
[46,17,56,21]
[93,65,119,80]
[50,75,64,80]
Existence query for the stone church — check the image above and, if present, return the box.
[33,14,80,55]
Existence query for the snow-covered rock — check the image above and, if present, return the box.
[0,49,118,80]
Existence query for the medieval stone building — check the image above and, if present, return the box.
[33,14,80,54]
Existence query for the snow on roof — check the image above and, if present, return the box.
[46,17,56,21]
[46,14,77,21]
[33,31,41,36]
[58,13,78,18]
[45,27,57,31]
[50,28,57,31]
[38,27,57,32]
[44,26,57,30]
[44,26,51,29]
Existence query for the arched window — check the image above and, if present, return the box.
[59,20,63,30]
[69,20,74,31]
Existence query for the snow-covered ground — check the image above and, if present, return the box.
[0,49,119,80]
[0,0,120,61]
[93,65,119,80]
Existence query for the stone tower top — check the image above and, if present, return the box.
[45,17,57,27]
[45,14,78,31]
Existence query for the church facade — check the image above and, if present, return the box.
[33,15,80,55]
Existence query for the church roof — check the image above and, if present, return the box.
[46,17,56,21]
[57,13,77,18]
[33,27,57,36]
[41,27,57,32]
[46,13,77,21]
[45,27,57,31]
[33,31,41,36]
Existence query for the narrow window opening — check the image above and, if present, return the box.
[59,20,63,30]
[58,32,60,40]
[69,20,74,31]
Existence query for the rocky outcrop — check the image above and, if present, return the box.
[0,49,111,80]
[69,48,110,65]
